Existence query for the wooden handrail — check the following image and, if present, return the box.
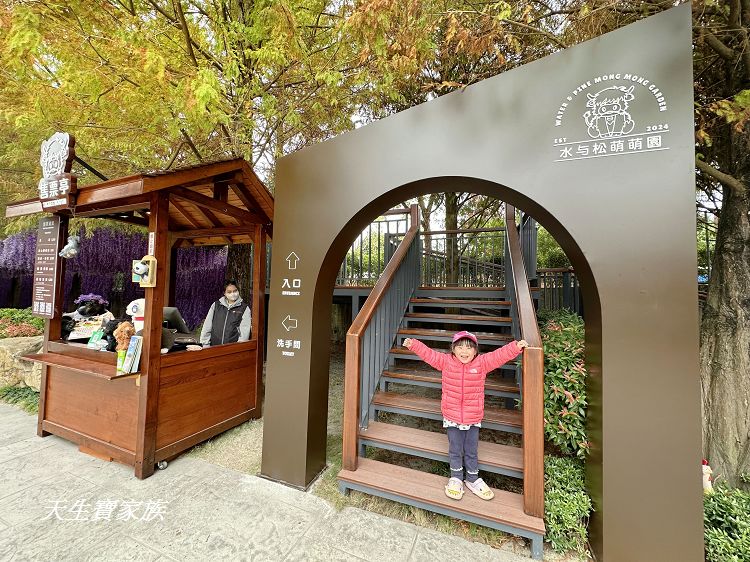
[347,205,420,336]
[505,206,542,348]
[342,204,420,471]
[505,204,544,519]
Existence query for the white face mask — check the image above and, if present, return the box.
[225,291,239,302]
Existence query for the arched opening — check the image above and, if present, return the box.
[307,177,602,513]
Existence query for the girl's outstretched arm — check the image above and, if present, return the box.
[404,338,448,370]
[477,340,527,372]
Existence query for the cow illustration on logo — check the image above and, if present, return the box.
[583,85,635,139]
[40,132,75,178]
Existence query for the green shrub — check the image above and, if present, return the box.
[0,308,44,338]
[544,455,592,555]
[538,308,588,458]
[704,485,750,561]
[0,385,39,413]
[537,227,571,268]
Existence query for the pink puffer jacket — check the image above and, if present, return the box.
[409,339,523,425]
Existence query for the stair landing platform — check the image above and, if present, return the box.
[338,458,545,559]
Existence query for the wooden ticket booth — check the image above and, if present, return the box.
[6,146,272,479]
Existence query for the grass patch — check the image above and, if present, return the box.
[0,385,39,413]
[0,308,44,338]
[187,418,264,474]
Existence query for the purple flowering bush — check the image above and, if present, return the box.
[73,293,109,305]
[0,226,229,329]
[175,245,228,328]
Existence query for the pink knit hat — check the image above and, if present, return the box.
[452,330,478,344]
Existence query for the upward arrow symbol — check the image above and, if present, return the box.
[286,252,300,270]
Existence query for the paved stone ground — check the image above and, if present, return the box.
[0,403,533,561]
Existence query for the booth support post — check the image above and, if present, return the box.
[37,213,68,437]
[134,192,169,479]
[251,224,266,419]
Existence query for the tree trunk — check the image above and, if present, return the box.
[700,181,750,487]
[445,192,460,286]
[225,243,253,302]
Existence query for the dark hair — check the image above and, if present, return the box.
[450,338,478,354]
[223,280,239,291]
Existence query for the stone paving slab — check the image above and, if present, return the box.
[0,403,533,561]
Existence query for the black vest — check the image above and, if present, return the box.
[210,300,248,346]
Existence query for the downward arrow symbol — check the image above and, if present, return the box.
[282,315,298,331]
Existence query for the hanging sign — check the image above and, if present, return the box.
[38,132,77,211]
[132,255,157,288]
[31,215,61,318]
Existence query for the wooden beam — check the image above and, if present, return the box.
[213,183,228,203]
[170,186,263,224]
[5,198,43,218]
[141,159,244,192]
[135,192,169,480]
[229,181,263,215]
[101,214,150,227]
[169,197,203,228]
[76,178,144,206]
[250,224,266,420]
[240,161,274,216]
[173,226,255,239]
[74,197,150,217]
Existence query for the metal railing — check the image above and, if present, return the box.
[419,228,506,287]
[336,210,412,286]
[537,268,582,314]
[342,205,421,471]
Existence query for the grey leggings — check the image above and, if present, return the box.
[446,426,480,483]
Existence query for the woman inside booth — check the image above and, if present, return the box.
[199,280,251,346]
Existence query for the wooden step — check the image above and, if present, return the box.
[372,391,522,433]
[381,369,520,398]
[410,298,511,307]
[338,458,544,559]
[397,327,512,344]
[405,312,512,324]
[389,348,518,372]
[360,422,523,478]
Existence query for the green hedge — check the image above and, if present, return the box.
[705,485,750,561]
[538,308,589,458]
[0,385,39,413]
[0,308,44,338]
[544,455,592,555]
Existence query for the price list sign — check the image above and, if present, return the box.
[32,215,61,319]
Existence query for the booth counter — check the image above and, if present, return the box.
[7,155,272,479]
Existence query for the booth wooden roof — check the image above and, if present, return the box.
[5,158,273,245]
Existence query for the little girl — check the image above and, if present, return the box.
[403,331,528,500]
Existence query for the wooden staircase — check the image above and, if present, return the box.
[339,205,545,559]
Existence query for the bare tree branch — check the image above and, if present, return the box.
[696,158,746,196]
[173,0,199,67]
[698,25,736,60]
[181,128,203,161]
